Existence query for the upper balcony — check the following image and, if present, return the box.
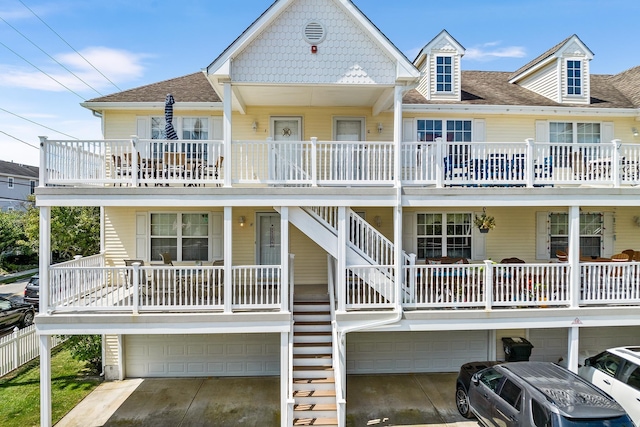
[39,137,640,189]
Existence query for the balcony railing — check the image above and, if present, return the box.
[40,137,639,188]
[44,255,640,314]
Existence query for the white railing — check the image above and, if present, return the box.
[0,325,66,377]
[345,265,395,309]
[492,263,570,307]
[580,262,640,304]
[327,256,346,427]
[41,137,640,188]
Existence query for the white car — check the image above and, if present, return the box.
[578,346,640,426]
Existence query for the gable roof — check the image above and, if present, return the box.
[509,34,594,83]
[609,65,640,108]
[413,29,465,68]
[84,72,220,104]
[0,159,39,178]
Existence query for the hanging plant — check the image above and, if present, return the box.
[474,209,496,233]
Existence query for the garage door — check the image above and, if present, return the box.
[125,334,280,378]
[346,331,489,374]
[529,326,640,364]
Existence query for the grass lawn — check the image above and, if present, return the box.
[0,343,102,427]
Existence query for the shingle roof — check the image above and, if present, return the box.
[403,70,637,109]
[85,72,220,103]
[609,65,640,108]
[509,35,573,81]
[0,159,39,178]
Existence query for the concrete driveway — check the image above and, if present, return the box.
[56,373,478,427]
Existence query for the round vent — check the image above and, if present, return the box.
[303,21,326,44]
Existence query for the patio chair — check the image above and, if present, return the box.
[163,152,186,181]
[112,153,135,185]
[622,249,635,259]
[611,253,630,262]
[555,250,568,262]
[160,252,174,266]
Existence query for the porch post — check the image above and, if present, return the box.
[224,206,233,313]
[394,197,403,307]
[223,81,232,188]
[39,334,52,427]
[39,136,47,186]
[39,206,51,314]
[337,207,347,312]
[393,84,403,188]
[612,139,621,187]
[280,207,289,312]
[566,326,580,373]
[280,331,290,427]
[525,138,535,188]
[568,206,581,308]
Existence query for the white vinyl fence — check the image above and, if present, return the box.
[0,325,67,377]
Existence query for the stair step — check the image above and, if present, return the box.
[295,331,331,336]
[295,321,331,326]
[294,354,331,359]
[293,377,335,385]
[293,365,333,371]
[294,403,337,412]
[293,417,338,426]
[293,389,336,398]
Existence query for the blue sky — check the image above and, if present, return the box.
[1,0,638,167]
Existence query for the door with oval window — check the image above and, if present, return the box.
[272,117,303,181]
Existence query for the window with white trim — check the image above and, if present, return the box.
[549,212,602,258]
[150,213,210,262]
[550,122,601,166]
[7,177,14,189]
[567,60,582,95]
[436,56,452,92]
[151,116,211,161]
[416,213,472,259]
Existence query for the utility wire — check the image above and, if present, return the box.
[0,130,39,150]
[0,108,78,140]
[0,39,85,100]
[18,0,122,92]
[0,14,104,97]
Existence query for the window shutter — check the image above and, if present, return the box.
[211,212,224,260]
[402,212,416,255]
[402,118,414,142]
[473,119,485,142]
[602,212,614,258]
[212,117,223,140]
[535,120,549,142]
[135,212,147,260]
[471,211,486,260]
[601,122,614,143]
[136,117,149,139]
[536,212,550,260]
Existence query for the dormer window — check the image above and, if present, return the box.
[566,60,582,96]
[436,56,452,92]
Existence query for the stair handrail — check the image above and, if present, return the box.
[327,255,346,427]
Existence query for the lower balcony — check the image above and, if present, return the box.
[41,254,640,315]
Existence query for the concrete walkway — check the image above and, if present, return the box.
[56,373,478,427]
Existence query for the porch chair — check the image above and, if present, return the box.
[622,249,635,259]
[555,250,568,262]
[203,156,224,186]
[611,253,630,262]
[160,252,174,266]
[112,153,134,185]
[163,152,186,181]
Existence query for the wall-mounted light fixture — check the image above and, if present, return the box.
[633,127,639,137]
[374,216,382,227]
[252,121,258,132]
[239,216,246,227]
[377,123,384,134]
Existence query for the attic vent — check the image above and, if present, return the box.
[303,21,326,44]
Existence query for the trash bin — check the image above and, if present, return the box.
[502,337,534,362]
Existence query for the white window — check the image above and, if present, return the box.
[30,180,36,194]
[150,213,210,262]
[416,213,472,260]
[8,177,14,189]
[567,60,582,96]
[549,212,603,258]
[436,56,453,92]
[150,116,211,161]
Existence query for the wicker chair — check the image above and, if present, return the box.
[611,253,630,262]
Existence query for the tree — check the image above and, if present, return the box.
[0,209,36,271]
[23,196,100,261]
[65,335,102,374]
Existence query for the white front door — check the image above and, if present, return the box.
[335,118,364,141]
[335,118,365,180]
[272,117,301,141]
[257,213,281,265]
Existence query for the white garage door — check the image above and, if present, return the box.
[125,334,280,378]
[529,326,640,364]
[346,331,490,374]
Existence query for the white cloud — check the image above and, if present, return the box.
[0,47,148,93]
[464,42,526,62]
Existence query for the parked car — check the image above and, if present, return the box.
[0,295,35,332]
[457,360,634,427]
[23,274,39,307]
[579,347,640,426]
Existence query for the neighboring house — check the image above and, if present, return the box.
[0,159,38,211]
[35,1,640,426]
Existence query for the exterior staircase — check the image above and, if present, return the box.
[292,295,338,427]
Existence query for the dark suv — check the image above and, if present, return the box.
[23,274,39,307]
[457,361,634,427]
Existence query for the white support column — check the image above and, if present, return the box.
[223,206,233,313]
[40,334,52,427]
[525,138,535,188]
[569,206,581,308]
[39,206,51,314]
[117,334,125,380]
[394,194,402,307]
[337,207,347,312]
[567,326,580,373]
[280,331,290,427]
[393,84,403,188]
[39,136,47,186]
[488,329,497,361]
[223,82,232,188]
[280,207,289,312]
